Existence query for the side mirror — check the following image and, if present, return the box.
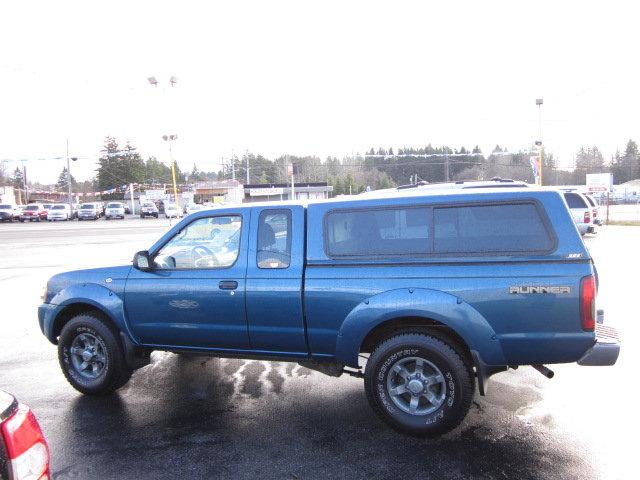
[133,250,152,271]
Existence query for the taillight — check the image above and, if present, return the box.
[580,275,596,331]
[584,211,591,223]
[1,404,50,480]
[592,209,597,218]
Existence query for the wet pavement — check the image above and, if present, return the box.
[0,220,634,479]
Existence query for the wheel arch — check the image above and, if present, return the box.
[51,302,115,341]
[47,283,136,346]
[360,316,474,368]
[334,288,507,368]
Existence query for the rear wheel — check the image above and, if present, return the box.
[58,313,132,395]
[364,333,474,437]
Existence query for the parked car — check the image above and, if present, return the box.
[164,202,179,218]
[184,203,205,215]
[0,204,20,222]
[38,187,619,437]
[139,202,159,218]
[0,390,50,480]
[47,204,72,221]
[584,193,602,226]
[19,204,47,222]
[77,203,100,221]
[105,202,126,220]
[562,192,595,235]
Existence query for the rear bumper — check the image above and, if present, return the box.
[577,324,620,366]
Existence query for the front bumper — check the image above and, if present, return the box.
[38,303,59,344]
[577,324,620,366]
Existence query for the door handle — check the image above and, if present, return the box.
[219,281,238,290]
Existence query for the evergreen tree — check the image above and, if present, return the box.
[56,167,76,192]
[12,167,25,190]
[610,140,639,183]
[96,137,146,190]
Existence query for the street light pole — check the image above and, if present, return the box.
[149,75,181,215]
[163,135,180,214]
[536,98,544,186]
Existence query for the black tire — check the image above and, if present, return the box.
[58,313,132,395]
[364,333,474,437]
[153,213,158,218]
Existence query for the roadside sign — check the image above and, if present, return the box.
[586,173,613,193]
[144,189,166,200]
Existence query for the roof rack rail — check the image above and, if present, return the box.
[397,181,429,190]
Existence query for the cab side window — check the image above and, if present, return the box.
[257,210,291,269]
[154,215,242,269]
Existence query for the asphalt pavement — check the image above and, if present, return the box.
[0,218,635,479]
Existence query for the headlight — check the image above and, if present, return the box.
[40,284,47,302]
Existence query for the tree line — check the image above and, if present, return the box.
[2,137,638,197]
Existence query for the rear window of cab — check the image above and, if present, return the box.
[324,201,555,258]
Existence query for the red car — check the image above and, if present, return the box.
[19,204,47,223]
[0,390,50,480]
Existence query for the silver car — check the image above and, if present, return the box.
[77,203,100,221]
[47,204,71,221]
[105,202,126,220]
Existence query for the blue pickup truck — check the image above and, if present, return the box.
[38,186,620,436]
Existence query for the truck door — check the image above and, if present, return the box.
[124,210,250,349]
[245,206,307,354]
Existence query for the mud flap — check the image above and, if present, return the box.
[471,350,508,396]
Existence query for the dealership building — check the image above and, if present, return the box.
[243,182,333,202]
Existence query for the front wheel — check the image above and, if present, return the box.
[364,333,474,437]
[58,313,132,395]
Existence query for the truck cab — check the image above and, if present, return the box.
[37,188,620,437]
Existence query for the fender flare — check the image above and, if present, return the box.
[46,283,138,345]
[334,288,506,368]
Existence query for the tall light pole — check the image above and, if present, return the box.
[535,98,544,186]
[149,75,181,214]
[163,134,180,213]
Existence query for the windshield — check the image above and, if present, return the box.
[52,205,66,210]
[80,204,95,210]
[107,203,122,208]
[25,205,39,211]
[142,203,155,208]
[0,205,11,209]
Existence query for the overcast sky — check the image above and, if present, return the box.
[1,0,638,184]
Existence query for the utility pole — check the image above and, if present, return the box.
[245,150,250,184]
[22,162,28,204]
[65,138,77,210]
[444,150,450,182]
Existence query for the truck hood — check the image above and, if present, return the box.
[45,265,131,304]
